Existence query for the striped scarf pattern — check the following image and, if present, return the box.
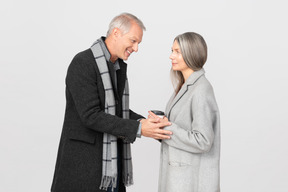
[90,39,133,191]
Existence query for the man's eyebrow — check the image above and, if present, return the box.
[131,36,141,43]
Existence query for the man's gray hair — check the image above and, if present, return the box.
[106,13,146,36]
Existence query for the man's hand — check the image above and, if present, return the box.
[140,117,172,140]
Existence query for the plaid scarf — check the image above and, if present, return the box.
[90,39,133,191]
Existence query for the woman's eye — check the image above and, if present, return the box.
[171,49,180,54]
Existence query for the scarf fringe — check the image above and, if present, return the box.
[123,173,134,187]
[99,176,117,191]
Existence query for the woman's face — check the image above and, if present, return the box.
[169,40,190,73]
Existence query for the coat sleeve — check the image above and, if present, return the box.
[66,51,139,143]
[162,84,218,153]
[129,109,144,120]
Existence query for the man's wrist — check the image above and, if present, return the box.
[136,118,144,138]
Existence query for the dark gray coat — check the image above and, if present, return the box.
[51,49,143,192]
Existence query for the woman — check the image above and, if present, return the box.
[151,32,220,192]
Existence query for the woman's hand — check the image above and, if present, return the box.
[148,111,169,124]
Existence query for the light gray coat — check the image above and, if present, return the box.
[159,69,220,192]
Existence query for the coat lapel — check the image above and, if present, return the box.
[107,61,120,100]
[117,60,127,98]
[166,69,205,118]
[166,83,189,119]
[106,59,127,100]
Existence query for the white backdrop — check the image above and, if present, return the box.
[1,0,288,191]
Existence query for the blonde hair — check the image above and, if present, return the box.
[171,32,208,93]
[106,13,146,36]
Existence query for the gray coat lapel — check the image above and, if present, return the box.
[166,83,188,119]
[166,69,205,118]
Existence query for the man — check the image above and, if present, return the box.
[51,13,172,192]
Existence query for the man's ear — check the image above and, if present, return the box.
[112,28,120,38]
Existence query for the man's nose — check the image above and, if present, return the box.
[132,43,139,52]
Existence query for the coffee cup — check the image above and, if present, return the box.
[150,110,165,119]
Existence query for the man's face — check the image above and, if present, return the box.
[114,22,143,61]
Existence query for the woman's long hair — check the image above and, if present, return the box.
[171,32,208,93]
